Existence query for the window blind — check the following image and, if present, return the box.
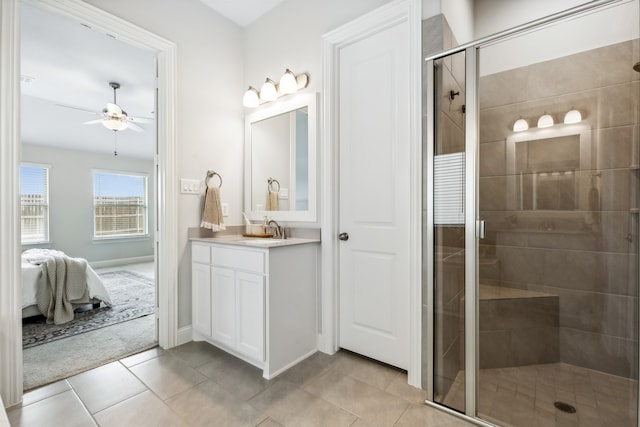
[20,164,50,243]
[93,171,148,238]
[434,152,465,225]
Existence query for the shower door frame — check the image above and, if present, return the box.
[423,0,638,424]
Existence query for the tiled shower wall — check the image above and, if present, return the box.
[478,39,640,379]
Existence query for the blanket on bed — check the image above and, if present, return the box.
[22,249,88,325]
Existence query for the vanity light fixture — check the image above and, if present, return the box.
[537,113,554,128]
[242,86,260,108]
[513,118,529,132]
[259,78,278,102]
[279,69,298,94]
[563,109,582,124]
[243,69,310,108]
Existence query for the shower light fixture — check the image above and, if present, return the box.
[537,113,554,128]
[563,109,582,124]
[243,69,309,108]
[513,118,529,132]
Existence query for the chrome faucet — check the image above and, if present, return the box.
[267,219,285,239]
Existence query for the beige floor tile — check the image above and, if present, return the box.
[21,380,71,407]
[93,390,187,427]
[258,418,285,427]
[167,340,227,368]
[249,379,356,426]
[165,380,267,426]
[329,351,398,391]
[384,371,427,405]
[8,390,96,427]
[303,370,408,427]
[129,354,207,400]
[68,361,146,414]
[394,404,473,426]
[120,347,165,368]
[197,354,274,400]
[278,351,334,387]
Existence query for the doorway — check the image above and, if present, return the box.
[424,1,640,426]
[0,0,178,406]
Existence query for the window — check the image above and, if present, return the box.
[21,164,50,244]
[93,171,148,238]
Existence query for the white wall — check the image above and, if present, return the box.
[441,0,474,44]
[83,0,245,328]
[21,144,154,263]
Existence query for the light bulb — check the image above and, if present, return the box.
[564,109,582,124]
[242,86,259,108]
[537,113,554,128]
[279,69,298,95]
[102,119,128,131]
[513,118,529,132]
[259,78,278,102]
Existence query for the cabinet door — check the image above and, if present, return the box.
[236,272,265,362]
[192,263,211,337]
[211,266,236,348]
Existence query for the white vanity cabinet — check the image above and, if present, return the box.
[191,239,318,379]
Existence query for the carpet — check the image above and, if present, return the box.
[22,270,155,349]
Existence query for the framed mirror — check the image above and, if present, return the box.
[244,92,317,222]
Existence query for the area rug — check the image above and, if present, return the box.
[22,270,155,349]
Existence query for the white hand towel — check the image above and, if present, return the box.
[200,186,226,231]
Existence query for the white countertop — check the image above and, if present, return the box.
[190,235,320,248]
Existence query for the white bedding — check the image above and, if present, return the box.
[22,262,112,309]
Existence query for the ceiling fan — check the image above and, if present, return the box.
[59,81,153,132]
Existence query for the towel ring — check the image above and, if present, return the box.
[268,177,280,193]
[205,170,222,188]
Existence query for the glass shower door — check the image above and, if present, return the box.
[430,50,468,413]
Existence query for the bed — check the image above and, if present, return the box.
[21,249,112,322]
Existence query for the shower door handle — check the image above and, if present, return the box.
[476,220,486,240]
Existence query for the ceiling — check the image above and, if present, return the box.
[198,0,286,27]
[21,3,156,159]
[20,0,285,159]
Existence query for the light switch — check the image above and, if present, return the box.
[222,203,229,217]
[180,178,200,194]
[279,188,289,200]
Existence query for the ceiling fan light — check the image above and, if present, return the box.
[260,78,278,102]
[102,118,128,131]
[279,69,298,95]
[242,86,260,108]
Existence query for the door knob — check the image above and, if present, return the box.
[338,232,349,241]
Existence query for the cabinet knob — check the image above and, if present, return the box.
[338,232,349,241]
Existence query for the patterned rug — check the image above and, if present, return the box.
[22,270,155,349]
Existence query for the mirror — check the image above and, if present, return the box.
[506,123,591,211]
[244,92,317,222]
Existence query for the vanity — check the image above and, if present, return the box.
[191,236,319,379]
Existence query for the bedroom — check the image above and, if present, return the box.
[19,2,158,389]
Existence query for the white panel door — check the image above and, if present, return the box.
[236,272,265,362]
[338,19,410,369]
[211,266,236,348]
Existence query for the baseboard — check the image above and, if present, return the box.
[90,255,154,269]
[177,326,192,346]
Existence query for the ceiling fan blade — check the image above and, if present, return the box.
[127,122,144,132]
[127,116,154,124]
[83,119,104,125]
[106,103,122,115]
[56,104,102,116]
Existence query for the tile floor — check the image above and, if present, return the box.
[442,363,638,427]
[8,343,473,427]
